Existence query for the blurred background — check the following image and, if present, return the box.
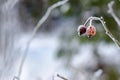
[0,0,120,80]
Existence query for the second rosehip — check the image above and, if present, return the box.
[86,25,96,38]
[77,25,86,36]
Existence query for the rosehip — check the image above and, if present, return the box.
[86,25,96,38]
[77,25,86,36]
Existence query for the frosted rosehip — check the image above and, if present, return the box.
[77,25,86,36]
[86,25,96,38]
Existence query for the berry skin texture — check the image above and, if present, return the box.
[86,25,96,38]
[77,25,86,36]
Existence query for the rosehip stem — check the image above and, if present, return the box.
[89,19,93,26]
[84,17,101,26]
[84,16,93,26]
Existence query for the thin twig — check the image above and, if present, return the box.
[57,74,68,80]
[14,0,69,80]
[99,17,120,48]
[94,17,120,47]
[108,1,120,27]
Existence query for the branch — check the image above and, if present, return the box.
[92,69,103,80]
[79,16,120,48]
[108,1,120,27]
[13,0,69,80]
[94,17,120,47]
[57,74,68,80]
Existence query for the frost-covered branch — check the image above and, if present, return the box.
[77,16,120,47]
[92,17,120,47]
[108,1,120,27]
[14,0,69,80]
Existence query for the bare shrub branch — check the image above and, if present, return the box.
[14,0,69,80]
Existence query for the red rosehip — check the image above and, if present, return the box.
[86,25,96,38]
[77,25,86,36]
